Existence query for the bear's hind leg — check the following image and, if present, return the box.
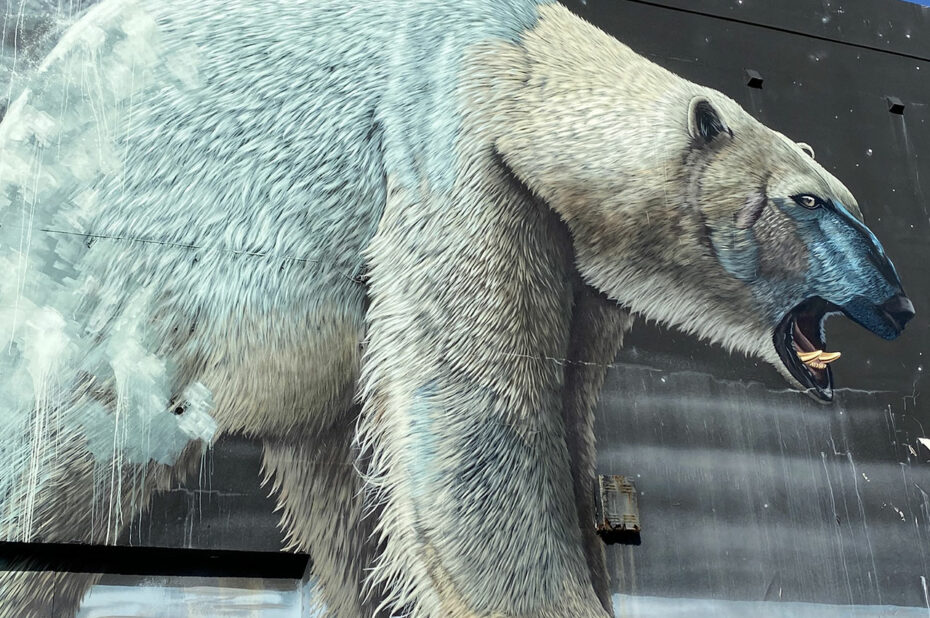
[261,413,383,618]
[0,569,101,618]
[0,424,204,618]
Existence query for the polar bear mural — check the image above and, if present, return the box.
[0,0,914,616]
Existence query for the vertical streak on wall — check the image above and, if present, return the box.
[21,308,68,541]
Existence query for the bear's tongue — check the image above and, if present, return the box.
[793,320,841,370]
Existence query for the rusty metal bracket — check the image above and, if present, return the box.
[595,475,641,545]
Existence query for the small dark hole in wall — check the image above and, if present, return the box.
[744,69,764,89]
[886,95,905,115]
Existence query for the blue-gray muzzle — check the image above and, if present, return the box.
[774,201,915,402]
[841,292,915,341]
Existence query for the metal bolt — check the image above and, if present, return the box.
[886,95,905,115]
[745,69,764,89]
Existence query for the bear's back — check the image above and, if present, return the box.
[2,0,552,308]
[72,0,550,241]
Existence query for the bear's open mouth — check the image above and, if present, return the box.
[774,297,843,402]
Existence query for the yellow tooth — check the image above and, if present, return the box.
[819,352,842,363]
[808,361,827,370]
[797,350,822,362]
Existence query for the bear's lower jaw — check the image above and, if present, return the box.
[774,297,838,402]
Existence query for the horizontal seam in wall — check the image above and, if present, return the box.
[621,0,930,64]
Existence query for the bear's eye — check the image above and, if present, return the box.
[792,194,824,209]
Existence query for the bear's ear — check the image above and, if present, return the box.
[797,142,816,159]
[688,96,732,144]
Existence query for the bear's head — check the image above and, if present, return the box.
[672,95,913,402]
[489,7,914,401]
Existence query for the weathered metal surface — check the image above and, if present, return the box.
[595,475,642,546]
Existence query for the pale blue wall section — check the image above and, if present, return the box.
[77,585,930,618]
[78,577,322,618]
[612,595,930,617]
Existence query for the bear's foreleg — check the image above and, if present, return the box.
[356,169,611,617]
[563,289,633,614]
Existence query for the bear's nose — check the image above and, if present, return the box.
[880,294,916,333]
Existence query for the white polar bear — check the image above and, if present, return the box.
[0,0,912,616]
